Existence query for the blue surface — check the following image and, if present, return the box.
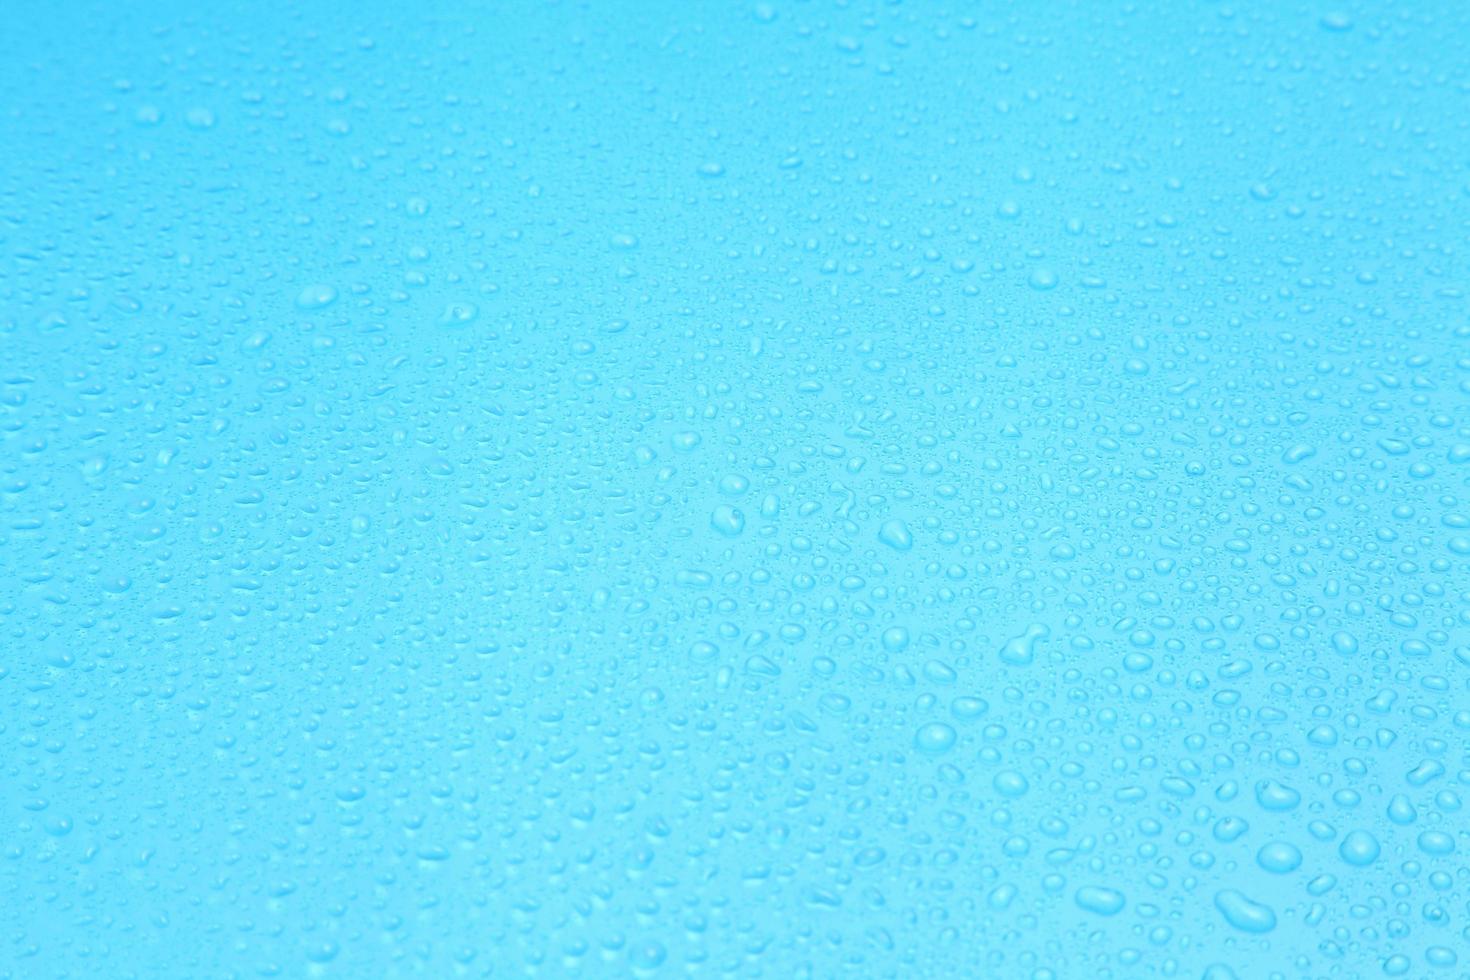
[4,2,1470,978]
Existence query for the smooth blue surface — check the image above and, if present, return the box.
[4,2,1470,978]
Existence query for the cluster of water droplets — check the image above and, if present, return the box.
[3,1,1470,978]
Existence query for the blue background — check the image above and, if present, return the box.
[3,1,1470,977]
